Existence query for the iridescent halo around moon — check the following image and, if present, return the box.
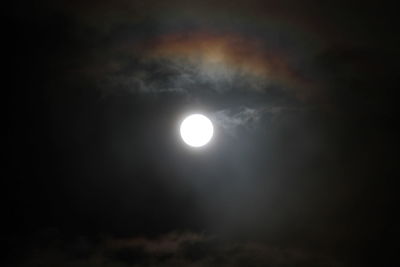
[180,114,214,147]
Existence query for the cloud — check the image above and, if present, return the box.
[79,28,315,100]
[94,56,272,97]
[13,231,348,267]
[213,106,288,133]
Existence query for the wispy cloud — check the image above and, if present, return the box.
[213,106,286,132]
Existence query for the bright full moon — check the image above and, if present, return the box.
[180,114,214,147]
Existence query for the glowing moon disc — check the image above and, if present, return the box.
[180,114,214,147]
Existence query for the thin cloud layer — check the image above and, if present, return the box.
[90,30,313,99]
[213,106,287,133]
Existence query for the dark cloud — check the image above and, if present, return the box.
[11,231,350,267]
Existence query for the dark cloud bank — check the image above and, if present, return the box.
[10,231,347,267]
[3,0,399,266]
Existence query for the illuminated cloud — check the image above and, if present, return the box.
[146,31,313,93]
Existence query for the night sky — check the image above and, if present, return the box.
[3,1,398,266]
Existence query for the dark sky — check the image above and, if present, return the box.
[3,1,398,266]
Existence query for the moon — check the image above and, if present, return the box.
[180,114,214,147]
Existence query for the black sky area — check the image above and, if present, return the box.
[3,0,399,266]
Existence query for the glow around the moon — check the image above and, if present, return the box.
[180,114,214,147]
